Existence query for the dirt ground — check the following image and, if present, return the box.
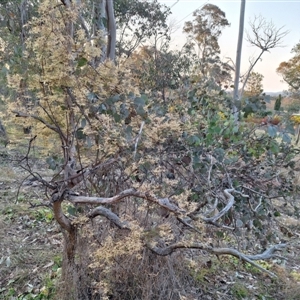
[0,147,62,299]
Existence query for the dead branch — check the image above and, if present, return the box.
[88,206,130,229]
[239,15,289,98]
[66,188,185,214]
[246,15,288,50]
[202,189,235,223]
[54,158,117,188]
[133,121,145,159]
[176,217,202,234]
[12,110,61,134]
[148,242,287,277]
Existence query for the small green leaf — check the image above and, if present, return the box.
[267,125,277,137]
[236,219,243,228]
[67,206,77,216]
[216,231,224,238]
[76,128,86,140]
[136,106,146,117]
[81,118,87,128]
[282,133,291,144]
[46,157,57,170]
[270,141,279,154]
[134,97,146,107]
[113,113,121,122]
[188,135,201,146]
[120,103,130,119]
[274,211,281,217]
[77,57,88,67]
[233,125,239,133]
[253,219,262,229]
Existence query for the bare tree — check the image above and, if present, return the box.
[240,15,289,97]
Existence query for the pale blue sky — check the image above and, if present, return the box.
[158,0,300,92]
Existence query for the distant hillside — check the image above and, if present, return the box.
[265,91,286,97]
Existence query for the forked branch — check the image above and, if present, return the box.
[239,15,289,98]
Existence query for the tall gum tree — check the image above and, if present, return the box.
[114,0,170,58]
[183,4,229,75]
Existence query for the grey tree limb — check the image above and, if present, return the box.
[202,189,235,223]
[66,188,184,215]
[149,241,287,277]
[88,206,130,229]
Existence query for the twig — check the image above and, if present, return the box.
[13,111,61,134]
[207,154,214,186]
[203,197,218,218]
[177,217,202,235]
[133,121,145,159]
[254,196,263,212]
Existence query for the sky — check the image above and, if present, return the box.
[158,0,300,92]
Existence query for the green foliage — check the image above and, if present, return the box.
[114,0,171,57]
[287,98,300,113]
[274,94,282,111]
[183,4,230,55]
[183,4,231,88]
[244,71,264,97]
[277,42,300,91]
[242,93,269,117]
[231,282,249,299]
[130,45,191,99]
[32,208,54,223]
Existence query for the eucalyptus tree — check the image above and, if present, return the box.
[183,4,229,58]
[277,42,300,92]
[183,4,231,87]
[243,71,264,97]
[114,0,171,58]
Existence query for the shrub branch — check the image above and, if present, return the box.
[148,242,287,277]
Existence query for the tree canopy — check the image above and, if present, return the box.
[277,42,300,92]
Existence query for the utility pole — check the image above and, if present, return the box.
[233,0,246,121]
